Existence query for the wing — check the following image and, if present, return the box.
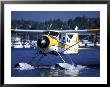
[11,26,99,33]
[11,29,47,33]
[11,29,99,34]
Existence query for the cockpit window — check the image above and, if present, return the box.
[49,31,59,37]
[59,34,61,39]
[44,31,59,37]
[44,31,50,35]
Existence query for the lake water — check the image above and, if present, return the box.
[11,47,100,77]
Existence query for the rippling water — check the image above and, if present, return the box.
[11,48,100,77]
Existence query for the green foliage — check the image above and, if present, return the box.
[11,16,100,30]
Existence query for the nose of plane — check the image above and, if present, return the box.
[37,36,50,48]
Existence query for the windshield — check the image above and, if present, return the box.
[44,31,50,35]
[49,31,59,37]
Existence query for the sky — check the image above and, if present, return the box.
[11,11,100,22]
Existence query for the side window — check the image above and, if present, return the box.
[59,34,61,39]
[63,37,65,42]
[67,38,68,42]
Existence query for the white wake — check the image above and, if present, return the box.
[14,62,35,70]
[14,62,87,76]
[51,63,87,76]
[63,64,87,76]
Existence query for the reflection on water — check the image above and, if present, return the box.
[12,65,100,77]
[12,62,99,77]
[48,69,59,77]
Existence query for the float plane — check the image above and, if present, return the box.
[12,26,100,69]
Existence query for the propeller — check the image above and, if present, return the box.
[37,36,50,48]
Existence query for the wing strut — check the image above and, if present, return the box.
[57,52,66,63]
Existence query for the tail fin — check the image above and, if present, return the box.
[72,26,79,53]
[64,26,79,54]
[75,26,78,31]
